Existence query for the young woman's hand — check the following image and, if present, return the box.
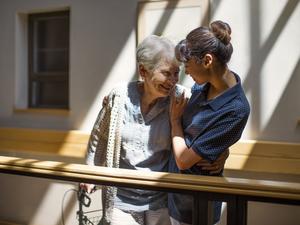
[169,89,188,125]
[196,149,229,174]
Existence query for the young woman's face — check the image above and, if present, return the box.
[184,57,208,85]
[144,61,179,98]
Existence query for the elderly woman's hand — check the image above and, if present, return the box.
[102,95,109,107]
[79,183,96,194]
[196,149,229,174]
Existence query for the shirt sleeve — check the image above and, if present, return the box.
[190,112,248,162]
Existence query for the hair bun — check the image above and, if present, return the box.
[210,20,231,45]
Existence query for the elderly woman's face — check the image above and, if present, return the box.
[145,61,179,97]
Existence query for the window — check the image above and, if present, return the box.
[28,10,69,109]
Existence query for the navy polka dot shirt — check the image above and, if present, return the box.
[169,73,250,176]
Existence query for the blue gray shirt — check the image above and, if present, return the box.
[114,81,172,211]
[168,73,250,223]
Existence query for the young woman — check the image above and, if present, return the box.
[169,20,250,225]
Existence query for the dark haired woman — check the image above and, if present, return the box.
[168,20,250,225]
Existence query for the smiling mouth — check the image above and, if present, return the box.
[159,84,173,92]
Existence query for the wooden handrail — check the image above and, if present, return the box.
[1,155,299,225]
[0,156,299,201]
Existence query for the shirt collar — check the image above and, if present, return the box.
[201,73,243,111]
[132,81,169,123]
[144,96,169,123]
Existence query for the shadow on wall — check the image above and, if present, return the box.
[0,128,88,225]
[0,173,78,225]
[242,0,299,140]
[1,0,299,225]
[76,0,222,129]
[74,1,139,129]
[261,59,300,141]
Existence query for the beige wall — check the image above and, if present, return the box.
[0,0,299,224]
[0,0,299,141]
[0,0,139,131]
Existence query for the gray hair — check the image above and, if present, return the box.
[136,35,180,72]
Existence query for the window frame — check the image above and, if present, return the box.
[28,10,70,109]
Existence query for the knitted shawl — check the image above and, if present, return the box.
[86,85,126,225]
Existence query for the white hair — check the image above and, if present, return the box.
[136,35,180,72]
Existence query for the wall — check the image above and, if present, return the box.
[210,0,300,142]
[0,0,138,131]
[0,0,299,225]
[0,0,299,141]
[0,0,137,224]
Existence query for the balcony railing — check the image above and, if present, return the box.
[0,155,299,225]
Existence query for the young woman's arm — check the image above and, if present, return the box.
[172,119,229,171]
[170,90,203,170]
[170,90,244,171]
[171,118,203,170]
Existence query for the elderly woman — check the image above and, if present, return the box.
[169,20,250,225]
[81,35,228,225]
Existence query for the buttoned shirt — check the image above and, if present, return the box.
[114,81,172,211]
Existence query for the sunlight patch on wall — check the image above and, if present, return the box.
[143,2,202,44]
[260,2,300,130]
[79,31,136,131]
[260,0,289,47]
[29,183,78,225]
[212,0,252,80]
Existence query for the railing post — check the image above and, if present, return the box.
[193,192,213,225]
[237,196,248,225]
[227,195,247,225]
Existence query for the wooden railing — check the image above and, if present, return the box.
[0,156,299,225]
